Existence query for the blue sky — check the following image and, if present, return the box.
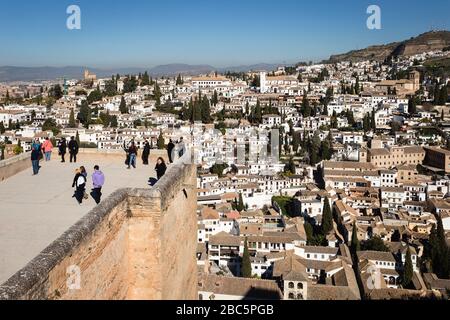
[0,0,449,68]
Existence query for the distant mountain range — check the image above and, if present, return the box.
[0,63,281,82]
[324,30,450,63]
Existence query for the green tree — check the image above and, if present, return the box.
[237,193,245,212]
[75,131,80,146]
[110,115,118,128]
[157,131,165,149]
[119,96,128,114]
[69,109,76,128]
[77,101,91,128]
[241,238,252,278]
[42,118,60,136]
[284,157,296,175]
[408,98,417,115]
[176,74,183,85]
[141,71,150,86]
[362,236,389,252]
[321,197,333,235]
[350,222,360,255]
[87,90,102,104]
[402,247,414,288]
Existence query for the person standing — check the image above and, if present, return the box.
[90,165,105,205]
[178,137,186,158]
[31,139,41,175]
[68,136,79,163]
[58,138,67,163]
[72,168,86,204]
[42,137,53,162]
[155,157,167,180]
[142,139,150,165]
[128,141,137,169]
[167,139,175,164]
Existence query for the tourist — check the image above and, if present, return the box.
[72,168,87,204]
[178,137,186,158]
[128,141,137,169]
[155,157,167,180]
[80,166,88,179]
[167,139,175,163]
[68,136,79,163]
[142,139,150,165]
[90,165,105,205]
[58,137,67,163]
[31,139,42,176]
[41,137,53,162]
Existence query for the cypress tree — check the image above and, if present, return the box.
[350,222,360,254]
[321,197,333,235]
[69,109,76,128]
[241,238,252,278]
[75,131,80,146]
[119,96,128,114]
[157,131,165,149]
[402,247,414,288]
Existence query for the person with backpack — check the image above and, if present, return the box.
[31,139,42,175]
[41,137,53,162]
[72,168,87,204]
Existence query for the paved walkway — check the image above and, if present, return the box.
[0,154,156,284]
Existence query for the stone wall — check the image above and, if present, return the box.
[0,158,198,300]
[0,153,30,182]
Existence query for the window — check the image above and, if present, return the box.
[288,282,295,289]
[297,283,303,290]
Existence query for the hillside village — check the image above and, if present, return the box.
[1,37,450,300]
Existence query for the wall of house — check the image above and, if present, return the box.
[0,157,197,300]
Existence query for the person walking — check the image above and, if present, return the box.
[155,157,167,180]
[42,137,53,162]
[167,139,175,164]
[31,139,42,175]
[128,141,137,169]
[90,165,105,205]
[72,168,87,204]
[142,139,150,165]
[58,137,67,163]
[68,136,79,163]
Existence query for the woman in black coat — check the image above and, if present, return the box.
[155,157,167,180]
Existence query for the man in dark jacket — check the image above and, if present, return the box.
[68,136,79,163]
[167,139,175,163]
[142,139,150,165]
[58,138,67,163]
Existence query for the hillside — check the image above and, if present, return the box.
[325,30,450,63]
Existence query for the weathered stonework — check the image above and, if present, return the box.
[0,160,198,300]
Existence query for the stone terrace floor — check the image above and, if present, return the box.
[0,153,157,284]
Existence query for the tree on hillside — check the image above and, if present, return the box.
[176,74,183,86]
[408,98,417,115]
[350,223,360,255]
[402,247,414,288]
[321,197,333,235]
[157,131,165,149]
[69,109,76,128]
[119,96,128,114]
[361,236,389,252]
[241,238,252,278]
